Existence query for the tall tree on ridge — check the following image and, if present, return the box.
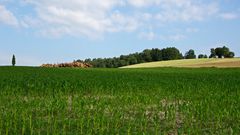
[12,55,16,66]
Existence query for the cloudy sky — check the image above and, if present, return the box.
[0,0,239,66]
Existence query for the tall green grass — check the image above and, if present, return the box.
[0,67,239,134]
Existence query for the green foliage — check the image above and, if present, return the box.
[12,55,16,66]
[198,54,208,59]
[209,48,216,58]
[215,47,225,58]
[78,46,235,68]
[210,46,235,58]
[0,67,239,134]
[82,47,183,68]
[161,47,183,60]
[150,48,162,61]
[227,52,235,58]
[185,49,196,59]
[142,49,152,62]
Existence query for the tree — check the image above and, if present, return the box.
[84,58,92,63]
[209,48,216,58]
[133,53,144,63]
[105,58,113,68]
[198,54,208,59]
[118,60,128,67]
[198,54,204,59]
[215,47,225,58]
[208,46,235,58]
[222,46,230,57]
[12,55,16,66]
[222,46,235,58]
[128,55,138,65]
[161,47,182,60]
[150,48,162,61]
[142,49,152,62]
[225,51,235,58]
[185,49,196,59]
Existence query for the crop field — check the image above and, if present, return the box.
[0,67,239,134]
[122,58,240,68]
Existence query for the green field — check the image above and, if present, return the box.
[0,67,239,134]
[121,58,240,68]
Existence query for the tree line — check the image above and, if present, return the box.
[76,46,235,68]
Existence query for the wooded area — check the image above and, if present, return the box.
[76,46,235,68]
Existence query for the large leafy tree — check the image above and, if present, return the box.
[128,55,138,65]
[214,46,235,58]
[161,47,182,60]
[142,49,152,62]
[209,48,216,58]
[215,47,225,58]
[150,48,162,61]
[185,49,196,59]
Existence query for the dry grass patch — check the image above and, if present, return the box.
[122,58,240,68]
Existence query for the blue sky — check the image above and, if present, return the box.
[0,0,239,66]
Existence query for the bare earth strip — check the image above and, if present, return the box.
[121,58,240,68]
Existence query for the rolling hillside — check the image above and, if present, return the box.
[121,58,240,68]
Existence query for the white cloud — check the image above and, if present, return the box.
[219,13,238,20]
[159,34,186,41]
[139,31,156,40]
[0,5,18,26]
[128,0,157,7]
[155,2,218,22]
[1,0,229,39]
[21,0,138,38]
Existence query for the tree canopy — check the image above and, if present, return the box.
[198,54,208,59]
[185,49,196,59]
[76,46,235,68]
[210,46,235,58]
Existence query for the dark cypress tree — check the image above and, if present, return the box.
[12,55,16,66]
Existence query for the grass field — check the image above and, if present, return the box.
[0,67,239,134]
[121,58,240,68]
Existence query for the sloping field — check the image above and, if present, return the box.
[121,58,240,68]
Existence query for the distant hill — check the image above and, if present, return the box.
[121,58,240,68]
